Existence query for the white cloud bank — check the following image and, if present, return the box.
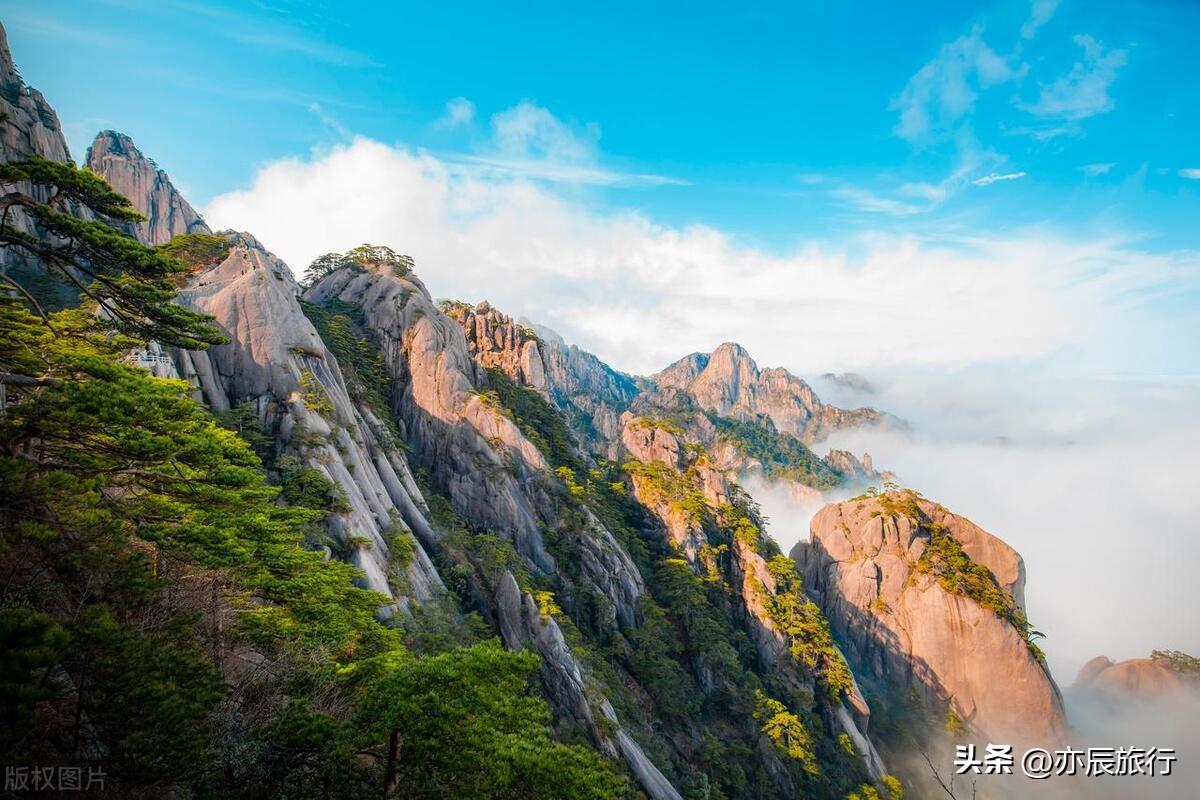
[205,134,1198,378]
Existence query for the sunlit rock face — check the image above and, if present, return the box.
[0,22,88,308]
[85,130,211,246]
[0,24,70,164]
[794,494,1069,746]
[653,342,884,442]
[443,300,639,459]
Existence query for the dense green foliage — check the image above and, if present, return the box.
[486,366,583,472]
[623,458,709,524]
[705,412,841,489]
[156,231,233,271]
[301,299,394,424]
[762,557,856,700]
[914,521,1044,662]
[302,243,413,287]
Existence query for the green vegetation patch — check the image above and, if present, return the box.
[300,300,395,425]
[156,232,232,272]
[705,412,841,489]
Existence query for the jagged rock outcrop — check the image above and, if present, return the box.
[85,130,211,246]
[305,266,645,621]
[1074,656,1192,700]
[793,493,1067,745]
[167,233,443,610]
[443,300,638,458]
[442,300,547,388]
[823,450,879,483]
[654,343,883,442]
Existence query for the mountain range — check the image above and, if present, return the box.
[1,21,1191,800]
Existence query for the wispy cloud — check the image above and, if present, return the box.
[204,136,1200,376]
[1082,162,1116,176]
[830,187,924,216]
[308,103,352,141]
[973,171,1027,186]
[230,30,379,67]
[1002,122,1080,141]
[437,97,476,129]
[1180,169,1200,180]
[1024,34,1127,120]
[1021,0,1063,40]
[442,100,687,187]
[891,26,1014,143]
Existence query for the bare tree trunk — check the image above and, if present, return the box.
[383,730,400,799]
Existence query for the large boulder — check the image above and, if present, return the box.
[1074,656,1192,700]
[793,492,1067,745]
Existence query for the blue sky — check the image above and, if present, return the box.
[6,0,1200,251]
[3,0,1199,378]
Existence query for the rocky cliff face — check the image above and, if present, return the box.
[305,264,648,628]
[443,300,638,458]
[162,233,445,610]
[302,263,689,799]
[793,492,1067,745]
[0,23,70,164]
[654,343,884,443]
[85,130,211,246]
[619,409,887,778]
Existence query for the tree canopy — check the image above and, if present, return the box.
[0,157,222,348]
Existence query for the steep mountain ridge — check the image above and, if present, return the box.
[85,129,211,245]
[302,262,687,797]
[654,343,885,443]
[168,232,444,610]
[442,299,639,459]
[0,21,86,309]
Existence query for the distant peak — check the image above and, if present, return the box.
[707,342,759,376]
[86,130,163,173]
